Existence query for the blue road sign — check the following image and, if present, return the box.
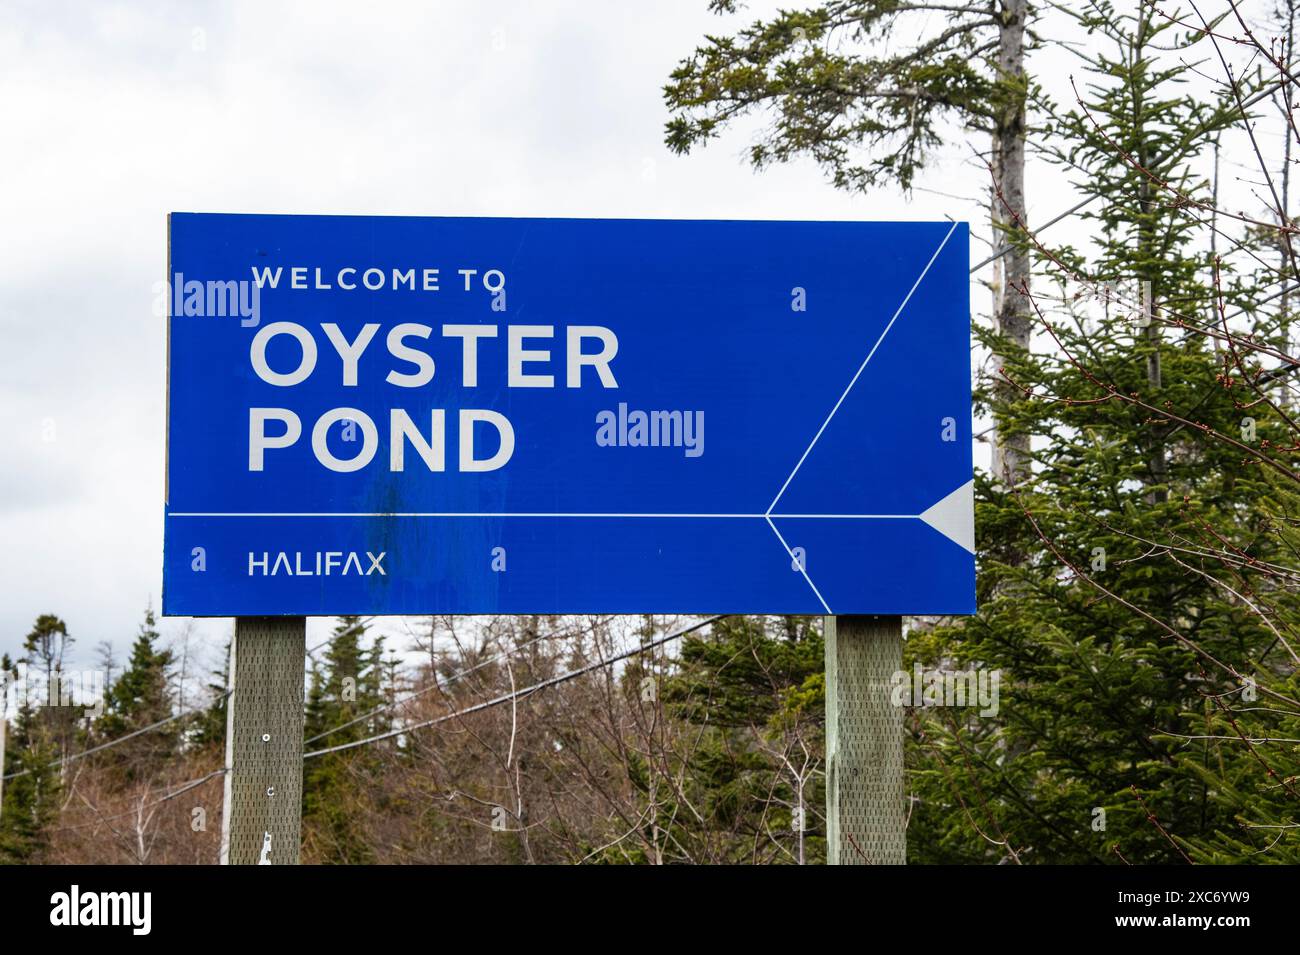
[163,213,974,616]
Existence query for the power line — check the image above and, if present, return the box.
[50,768,228,833]
[970,196,1097,273]
[303,614,728,760]
[1,692,230,782]
[2,615,374,782]
[304,615,623,745]
[304,624,589,746]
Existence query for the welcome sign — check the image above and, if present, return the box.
[163,214,974,616]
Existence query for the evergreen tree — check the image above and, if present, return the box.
[189,638,230,750]
[0,647,62,864]
[302,616,388,864]
[906,1,1285,863]
[600,616,825,864]
[20,614,79,754]
[23,613,72,678]
[97,606,178,777]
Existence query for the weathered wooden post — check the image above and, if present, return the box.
[220,617,306,865]
[824,614,905,865]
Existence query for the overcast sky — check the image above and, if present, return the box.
[0,1,1261,672]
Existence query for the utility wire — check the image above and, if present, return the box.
[50,768,228,833]
[304,615,620,745]
[303,614,727,760]
[1,614,373,781]
[970,196,1096,273]
[1,692,231,781]
[306,627,574,745]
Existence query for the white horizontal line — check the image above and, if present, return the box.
[167,512,920,519]
[769,514,915,520]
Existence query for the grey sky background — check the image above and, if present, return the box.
[0,1,1263,674]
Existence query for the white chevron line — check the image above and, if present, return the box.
[766,220,960,517]
[764,515,832,614]
[764,220,960,609]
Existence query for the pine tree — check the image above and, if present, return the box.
[599,615,825,864]
[20,614,79,754]
[0,646,63,864]
[302,616,388,864]
[906,1,1285,863]
[189,638,230,750]
[97,606,178,778]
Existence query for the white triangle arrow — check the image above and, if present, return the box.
[919,479,975,554]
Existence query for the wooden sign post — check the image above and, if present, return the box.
[220,617,306,865]
[824,615,905,864]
